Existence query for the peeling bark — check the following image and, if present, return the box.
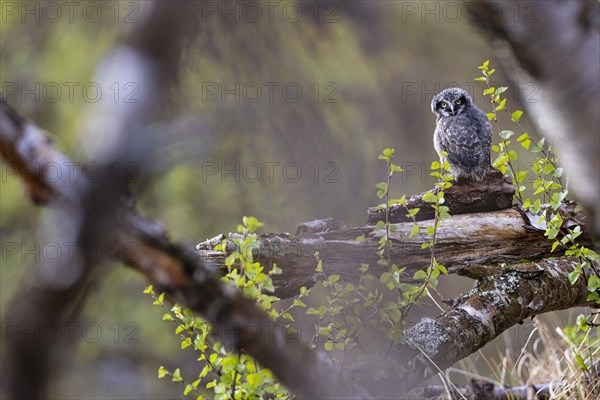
[198,208,572,299]
[366,170,515,224]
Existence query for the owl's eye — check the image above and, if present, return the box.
[440,102,447,108]
[455,99,462,105]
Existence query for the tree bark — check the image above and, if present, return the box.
[387,257,596,395]
[366,169,514,224]
[197,206,585,299]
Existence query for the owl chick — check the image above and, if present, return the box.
[431,88,492,181]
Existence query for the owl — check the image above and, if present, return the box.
[431,88,492,181]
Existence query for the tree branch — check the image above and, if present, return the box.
[197,206,586,298]
[0,99,371,398]
[367,169,514,224]
[385,257,596,394]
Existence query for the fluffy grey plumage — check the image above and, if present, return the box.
[431,88,492,181]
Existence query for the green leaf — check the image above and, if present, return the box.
[409,224,420,237]
[153,292,165,306]
[306,307,321,316]
[587,291,600,303]
[537,138,546,148]
[519,138,531,150]
[283,312,295,321]
[553,167,564,177]
[475,77,487,82]
[324,341,334,351]
[587,276,600,291]
[574,353,589,372]
[316,259,323,272]
[483,87,495,96]
[495,98,506,111]
[406,208,420,217]
[494,86,508,95]
[568,270,581,285]
[413,270,428,280]
[486,112,495,121]
[511,110,523,121]
[375,182,388,191]
[499,130,514,139]
[293,298,306,307]
[225,253,236,267]
[162,313,173,321]
[143,285,153,294]
[543,163,555,174]
[181,337,192,349]
[158,366,167,379]
[423,192,437,203]
[435,263,448,274]
[183,384,193,395]
[172,368,182,382]
[391,164,403,172]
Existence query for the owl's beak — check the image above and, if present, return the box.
[448,105,456,115]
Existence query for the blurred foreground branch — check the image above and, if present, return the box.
[0,96,370,399]
[469,0,600,235]
[0,1,369,398]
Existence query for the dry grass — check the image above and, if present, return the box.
[434,312,600,399]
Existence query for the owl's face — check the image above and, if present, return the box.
[431,88,472,118]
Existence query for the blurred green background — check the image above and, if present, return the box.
[1,1,553,397]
